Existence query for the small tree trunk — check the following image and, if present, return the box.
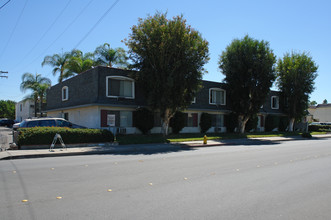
[161,108,172,136]
[288,118,295,132]
[238,114,249,134]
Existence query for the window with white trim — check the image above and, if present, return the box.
[106,76,135,99]
[62,86,68,101]
[120,111,132,127]
[192,97,196,104]
[271,96,279,109]
[209,88,226,105]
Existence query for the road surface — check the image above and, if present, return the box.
[1,138,331,220]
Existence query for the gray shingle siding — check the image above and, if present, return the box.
[46,66,284,116]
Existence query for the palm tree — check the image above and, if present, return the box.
[42,52,73,83]
[94,43,128,68]
[66,49,96,74]
[20,73,51,117]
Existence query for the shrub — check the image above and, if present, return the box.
[199,112,212,133]
[133,108,154,134]
[308,124,331,132]
[170,111,186,134]
[265,115,280,132]
[17,127,114,146]
[225,113,237,133]
[245,115,258,132]
[279,116,289,132]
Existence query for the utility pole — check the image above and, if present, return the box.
[0,71,8,78]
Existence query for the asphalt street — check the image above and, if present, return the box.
[1,138,331,220]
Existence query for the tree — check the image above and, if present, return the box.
[125,12,209,136]
[20,73,51,117]
[67,49,96,74]
[276,52,318,131]
[219,35,276,133]
[323,99,327,104]
[309,100,317,106]
[94,43,128,68]
[0,100,16,119]
[42,52,73,83]
[199,112,212,133]
[133,108,154,134]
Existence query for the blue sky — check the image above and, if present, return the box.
[0,0,330,103]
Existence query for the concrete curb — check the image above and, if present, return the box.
[1,135,331,160]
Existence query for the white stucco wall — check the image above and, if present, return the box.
[15,100,34,122]
[313,107,331,122]
[47,106,100,128]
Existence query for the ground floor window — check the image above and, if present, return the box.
[101,110,132,127]
[186,113,198,127]
[211,114,224,127]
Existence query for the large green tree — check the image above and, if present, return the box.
[219,35,276,133]
[20,73,51,117]
[276,52,318,131]
[42,52,73,83]
[0,100,16,119]
[94,43,128,68]
[125,12,209,135]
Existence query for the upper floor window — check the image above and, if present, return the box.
[209,88,226,105]
[271,96,279,109]
[106,76,135,99]
[62,86,68,101]
[20,104,23,112]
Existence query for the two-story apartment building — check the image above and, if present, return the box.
[46,66,285,134]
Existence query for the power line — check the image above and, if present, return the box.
[0,0,29,62]
[73,0,120,49]
[15,0,72,66]
[16,0,95,74]
[0,0,11,10]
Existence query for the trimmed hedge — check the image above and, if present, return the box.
[170,111,186,134]
[199,112,212,133]
[133,108,154,134]
[308,125,331,132]
[17,127,114,146]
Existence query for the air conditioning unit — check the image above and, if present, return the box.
[117,128,126,134]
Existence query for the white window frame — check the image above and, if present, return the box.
[209,88,226,105]
[271,96,279,109]
[106,76,135,99]
[192,97,196,104]
[62,86,68,101]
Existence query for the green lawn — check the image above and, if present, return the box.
[115,131,327,145]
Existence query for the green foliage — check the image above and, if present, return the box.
[66,49,97,74]
[199,112,212,133]
[133,108,154,134]
[224,113,237,133]
[323,99,328,104]
[308,124,331,132]
[219,35,276,133]
[170,111,186,134]
[20,73,51,117]
[309,100,317,106]
[0,100,16,119]
[279,116,289,132]
[125,12,209,135]
[94,43,128,68]
[17,127,114,146]
[42,52,74,83]
[265,115,280,132]
[245,115,258,132]
[276,52,318,127]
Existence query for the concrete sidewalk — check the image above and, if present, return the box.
[1,134,331,160]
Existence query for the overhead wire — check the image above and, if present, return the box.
[15,0,95,75]
[0,0,11,10]
[15,0,72,67]
[73,0,120,49]
[0,0,29,62]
